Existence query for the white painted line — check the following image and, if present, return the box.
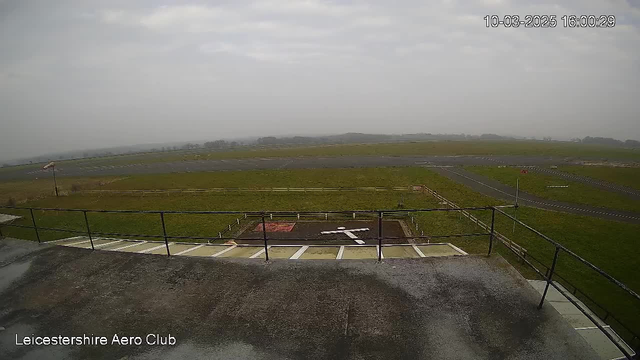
[139,243,171,254]
[174,244,204,256]
[111,241,147,251]
[94,240,123,248]
[211,245,237,257]
[67,239,90,247]
[337,246,345,259]
[412,244,426,258]
[250,246,270,259]
[575,325,610,330]
[378,246,384,259]
[49,236,85,243]
[447,243,468,255]
[290,246,309,259]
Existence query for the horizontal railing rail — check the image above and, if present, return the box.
[492,207,638,359]
[0,202,635,358]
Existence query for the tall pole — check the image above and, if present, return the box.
[377,211,383,261]
[52,165,59,197]
[488,208,495,256]
[512,177,519,233]
[261,213,269,261]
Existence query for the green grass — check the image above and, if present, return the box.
[14,140,640,169]
[101,168,434,190]
[466,166,640,213]
[1,166,638,343]
[560,165,640,191]
[0,176,123,205]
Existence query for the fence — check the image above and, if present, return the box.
[76,186,423,196]
[420,185,638,358]
[0,203,637,358]
[0,205,496,258]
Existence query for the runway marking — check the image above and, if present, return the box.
[250,246,271,258]
[211,245,237,257]
[174,244,204,256]
[139,243,171,254]
[412,244,426,258]
[94,240,123,248]
[447,243,468,255]
[49,236,85,243]
[290,245,309,259]
[574,325,610,330]
[436,167,640,221]
[68,239,90,247]
[111,241,147,251]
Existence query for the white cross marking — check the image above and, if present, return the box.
[320,226,369,244]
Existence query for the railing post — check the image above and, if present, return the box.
[538,247,561,309]
[83,210,94,250]
[487,208,495,256]
[30,208,41,243]
[261,213,269,261]
[160,212,170,256]
[377,211,383,261]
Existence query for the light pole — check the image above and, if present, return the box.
[43,162,58,197]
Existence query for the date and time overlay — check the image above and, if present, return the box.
[484,15,616,28]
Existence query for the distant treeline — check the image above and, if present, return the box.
[5,133,639,167]
[574,136,640,148]
[254,133,524,146]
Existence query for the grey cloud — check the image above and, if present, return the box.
[0,0,639,162]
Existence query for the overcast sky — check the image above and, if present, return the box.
[1,0,639,161]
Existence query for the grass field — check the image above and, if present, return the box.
[465,166,640,213]
[560,166,640,191]
[1,166,638,344]
[3,140,639,171]
[0,176,123,205]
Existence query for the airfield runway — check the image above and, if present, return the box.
[3,154,638,223]
[2,155,593,180]
[430,167,640,224]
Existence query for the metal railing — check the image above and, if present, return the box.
[493,207,638,359]
[0,203,637,358]
[0,205,495,262]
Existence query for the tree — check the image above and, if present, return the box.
[624,139,640,148]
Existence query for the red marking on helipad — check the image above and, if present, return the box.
[254,222,296,232]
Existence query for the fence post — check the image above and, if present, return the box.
[377,211,383,261]
[160,212,170,256]
[538,247,561,309]
[487,208,495,256]
[30,208,41,243]
[83,210,94,250]
[261,213,269,261]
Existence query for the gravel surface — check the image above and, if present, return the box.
[0,238,598,360]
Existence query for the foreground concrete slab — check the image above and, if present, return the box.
[299,246,339,259]
[341,246,378,259]
[528,280,635,359]
[216,246,262,258]
[417,244,462,257]
[382,246,419,258]
[258,246,301,259]
[180,244,229,257]
[149,243,199,255]
[119,242,162,253]
[0,238,598,360]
